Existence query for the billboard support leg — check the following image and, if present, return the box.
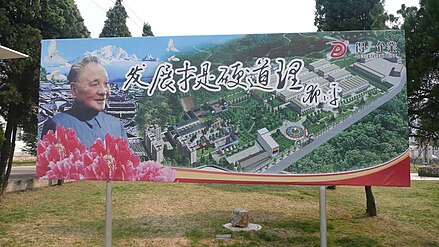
[105,180,113,247]
[319,186,327,247]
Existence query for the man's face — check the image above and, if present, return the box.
[71,62,110,112]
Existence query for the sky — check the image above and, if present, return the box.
[74,0,420,38]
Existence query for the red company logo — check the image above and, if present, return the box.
[327,41,349,59]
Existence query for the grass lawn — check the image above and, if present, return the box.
[12,161,36,167]
[0,181,438,246]
[272,133,295,152]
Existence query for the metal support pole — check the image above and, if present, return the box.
[105,180,113,247]
[319,186,327,247]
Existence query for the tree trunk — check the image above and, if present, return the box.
[0,107,17,197]
[365,186,377,217]
[2,124,17,194]
[0,120,13,177]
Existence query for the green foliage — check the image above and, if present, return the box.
[220,97,282,135]
[135,91,184,136]
[417,165,439,177]
[309,0,411,175]
[0,6,44,182]
[0,0,90,195]
[0,0,90,128]
[271,131,295,152]
[315,0,386,31]
[40,0,90,38]
[0,59,10,113]
[369,1,389,30]
[99,0,131,38]
[403,0,439,143]
[19,129,37,156]
[291,91,408,173]
[39,66,47,81]
[142,22,154,37]
[183,33,328,69]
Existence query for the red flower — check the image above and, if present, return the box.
[136,160,176,182]
[45,151,85,180]
[83,133,140,180]
[37,125,86,178]
[37,126,177,182]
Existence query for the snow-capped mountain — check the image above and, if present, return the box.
[44,45,160,84]
[84,45,139,65]
[142,54,160,62]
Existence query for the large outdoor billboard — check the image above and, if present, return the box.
[37,30,410,186]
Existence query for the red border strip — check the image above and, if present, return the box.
[174,151,410,186]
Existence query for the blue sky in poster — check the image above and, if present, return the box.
[41,34,244,83]
[41,34,242,66]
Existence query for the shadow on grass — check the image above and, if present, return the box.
[331,236,378,247]
[200,183,319,201]
[269,219,333,233]
[45,210,330,246]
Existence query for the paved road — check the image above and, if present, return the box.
[264,70,407,173]
[411,173,439,181]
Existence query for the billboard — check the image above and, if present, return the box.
[37,30,410,186]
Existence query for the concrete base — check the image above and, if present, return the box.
[6,179,65,193]
[223,223,262,232]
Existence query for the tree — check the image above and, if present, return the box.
[402,0,439,146]
[19,129,37,156]
[315,0,386,31]
[142,22,154,36]
[0,60,8,147]
[314,0,388,217]
[369,1,389,30]
[40,0,90,39]
[100,0,131,38]
[0,0,90,197]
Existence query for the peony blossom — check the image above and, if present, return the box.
[83,133,140,180]
[45,151,85,180]
[136,160,176,182]
[37,125,86,178]
[37,125,177,182]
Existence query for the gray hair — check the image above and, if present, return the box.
[67,55,101,83]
